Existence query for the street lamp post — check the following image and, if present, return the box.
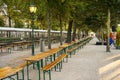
[29,5,37,55]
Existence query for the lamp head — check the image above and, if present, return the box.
[29,5,37,13]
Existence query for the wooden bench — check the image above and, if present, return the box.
[67,45,79,57]
[66,39,90,57]
[42,53,68,80]
[25,47,63,80]
[15,61,33,80]
[0,66,23,80]
[0,45,12,53]
[0,66,11,72]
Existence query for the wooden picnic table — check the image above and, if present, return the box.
[13,41,28,46]
[0,43,12,53]
[59,44,70,48]
[0,43,7,46]
[25,47,63,80]
[13,41,31,50]
[59,41,80,51]
[0,66,23,80]
[0,43,7,48]
[59,44,71,54]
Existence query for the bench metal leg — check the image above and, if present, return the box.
[43,70,51,80]
[45,57,48,65]
[43,71,46,80]
[37,61,41,80]
[61,61,63,69]
[50,55,52,62]
[22,69,24,80]
[53,54,56,61]
[8,48,11,53]
[66,55,68,62]
[70,52,72,58]
[16,72,19,80]
[63,58,65,62]
[55,65,57,71]
[10,77,15,80]
[49,70,51,80]
[33,62,35,69]
[19,69,24,80]
[41,59,43,68]
[26,61,30,80]
[58,63,61,72]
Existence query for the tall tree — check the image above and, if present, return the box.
[47,0,70,45]
[66,20,73,43]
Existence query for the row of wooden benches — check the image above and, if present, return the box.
[0,41,40,53]
[0,38,62,54]
[0,37,92,80]
[39,37,92,80]
[0,54,68,80]
[41,37,92,80]
[67,38,91,58]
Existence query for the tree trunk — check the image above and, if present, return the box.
[60,15,63,45]
[98,27,101,41]
[106,9,110,52]
[100,25,104,45]
[8,16,11,38]
[72,21,77,41]
[78,28,80,39]
[47,6,51,49]
[8,16,11,27]
[66,20,73,43]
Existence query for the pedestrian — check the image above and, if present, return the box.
[109,37,115,46]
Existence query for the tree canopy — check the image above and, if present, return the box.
[0,0,120,40]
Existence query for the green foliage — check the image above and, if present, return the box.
[14,20,24,28]
[117,26,120,32]
[0,0,120,31]
[0,37,20,42]
[0,16,5,26]
[116,32,120,47]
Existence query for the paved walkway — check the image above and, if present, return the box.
[50,37,120,80]
[1,37,120,80]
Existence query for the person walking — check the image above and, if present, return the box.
[109,37,115,47]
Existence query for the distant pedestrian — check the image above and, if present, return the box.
[109,37,114,46]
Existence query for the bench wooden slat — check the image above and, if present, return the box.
[0,66,11,72]
[17,62,32,69]
[0,67,22,79]
[42,53,67,71]
[42,53,68,80]
[25,48,63,61]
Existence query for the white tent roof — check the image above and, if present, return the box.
[0,27,67,33]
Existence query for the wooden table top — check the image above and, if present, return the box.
[59,44,70,48]
[25,47,63,62]
[0,66,22,79]
[0,43,7,46]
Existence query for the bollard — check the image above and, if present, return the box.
[40,39,45,52]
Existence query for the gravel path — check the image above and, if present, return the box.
[0,37,120,80]
[52,37,120,80]
[0,42,60,67]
